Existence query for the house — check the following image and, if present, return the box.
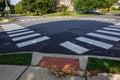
[57,0,73,11]
[118,0,120,3]
[111,3,120,9]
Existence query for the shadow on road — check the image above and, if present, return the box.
[0,19,120,58]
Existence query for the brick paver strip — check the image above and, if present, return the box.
[37,56,80,70]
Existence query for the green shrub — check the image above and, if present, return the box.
[28,12,36,16]
[57,5,68,15]
[66,10,73,13]
[87,58,120,73]
[0,17,2,21]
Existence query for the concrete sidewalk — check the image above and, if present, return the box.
[87,73,120,80]
[0,52,120,80]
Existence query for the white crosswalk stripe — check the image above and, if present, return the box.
[2,27,24,31]
[115,23,120,26]
[17,36,50,47]
[7,29,30,34]
[87,33,120,41]
[96,30,120,36]
[26,19,31,21]
[31,19,36,20]
[12,33,41,41]
[1,24,24,31]
[60,41,89,54]
[20,19,39,22]
[19,18,117,22]
[9,31,34,37]
[95,18,103,21]
[21,20,25,22]
[1,24,50,48]
[108,19,116,21]
[103,19,109,21]
[108,25,120,28]
[76,37,113,49]
[60,24,120,54]
[80,18,117,22]
[103,27,120,31]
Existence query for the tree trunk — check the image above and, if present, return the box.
[107,7,110,12]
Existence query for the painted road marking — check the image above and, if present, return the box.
[17,36,50,47]
[103,27,120,31]
[1,24,24,31]
[7,29,30,34]
[9,31,34,37]
[115,23,120,26]
[26,19,31,21]
[109,25,120,28]
[60,41,89,54]
[1,23,50,48]
[12,33,41,41]
[87,33,120,41]
[2,24,23,28]
[31,19,36,20]
[76,37,113,49]
[96,30,120,36]
[21,20,25,22]
[2,27,23,31]
[109,19,116,21]
[103,19,109,21]
[95,18,103,21]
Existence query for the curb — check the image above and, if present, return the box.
[31,51,120,70]
[0,52,120,80]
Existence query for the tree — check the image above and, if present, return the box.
[14,1,23,14]
[35,0,50,15]
[21,0,57,15]
[58,5,68,15]
[0,0,6,12]
[73,0,118,13]
[101,0,118,12]
[22,0,36,14]
[48,0,57,13]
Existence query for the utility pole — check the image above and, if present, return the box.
[5,0,10,18]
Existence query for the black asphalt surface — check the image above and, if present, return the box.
[0,14,120,58]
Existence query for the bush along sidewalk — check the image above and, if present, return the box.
[86,57,120,74]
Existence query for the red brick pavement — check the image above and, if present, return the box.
[37,56,80,70]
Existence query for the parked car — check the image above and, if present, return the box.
[92,9,101,14]
[1,12,5,17]
[82,10,93,14]
[82,9,101,14]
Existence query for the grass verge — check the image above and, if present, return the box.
[0,53,32,65]
[42,12,95,17]
[0,17,2,21]
[87,58,120,73]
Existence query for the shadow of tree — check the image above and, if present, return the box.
[0,19,119,58]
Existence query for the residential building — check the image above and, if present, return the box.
[118,0,120,3]
[57,0,73,10]
[111,3,120,9]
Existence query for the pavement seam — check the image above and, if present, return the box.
[16,66,30,80]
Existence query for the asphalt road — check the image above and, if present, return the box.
[0,14,120,57]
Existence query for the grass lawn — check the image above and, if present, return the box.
[0,17,13,22]
[0,17,2,21]
[43,12,95,17]
[87,58,120,73]
[0,53,32,65]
